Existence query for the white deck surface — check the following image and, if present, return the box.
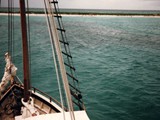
[15,110,90,120]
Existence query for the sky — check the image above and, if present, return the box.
[1,0,160,10]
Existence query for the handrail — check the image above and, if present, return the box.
[31,86,67,111]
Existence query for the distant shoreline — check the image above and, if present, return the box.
[1,8,160,17]
[0,12,160,18]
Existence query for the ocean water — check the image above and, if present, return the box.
[0,15,160,120]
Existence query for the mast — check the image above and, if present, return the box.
[19,0,30,102]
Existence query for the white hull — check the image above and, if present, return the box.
[16,111,89,120]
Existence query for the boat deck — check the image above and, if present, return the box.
[0,83,61,120]
[15,111,90,120]
[0,86,22,120]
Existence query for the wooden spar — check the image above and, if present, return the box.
[19,0,30,102]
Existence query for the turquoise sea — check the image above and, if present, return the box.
[0,14,160,120]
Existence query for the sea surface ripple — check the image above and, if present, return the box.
[0,15,160,120]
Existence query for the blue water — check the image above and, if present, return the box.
[0,15,160,120]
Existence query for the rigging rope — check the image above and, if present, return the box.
[8,0,14,61]
[11,0,14,63]
[52,2,80,96]
[53,1,83,109]
[44,0,75,120]
[8,0,10,56]
[44,0,66,119]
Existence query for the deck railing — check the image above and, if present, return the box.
[31,86,68,111]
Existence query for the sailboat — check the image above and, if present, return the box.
[0,0,89,120]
